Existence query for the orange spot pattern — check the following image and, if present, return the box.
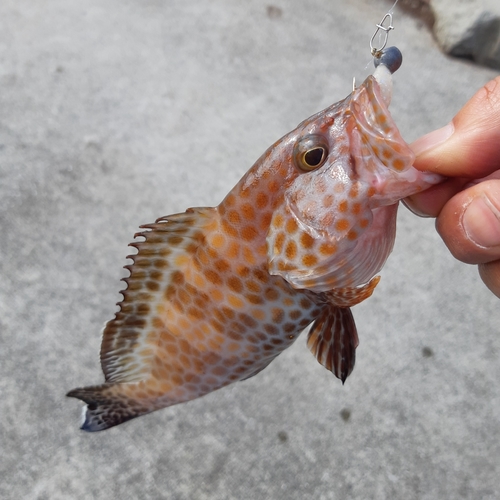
[68,71,430,431]
[266,174,374,289]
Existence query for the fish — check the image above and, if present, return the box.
[67,54,441,431]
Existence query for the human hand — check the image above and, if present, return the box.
[405,76,500,298]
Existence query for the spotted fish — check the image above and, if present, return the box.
[67,55,441,431]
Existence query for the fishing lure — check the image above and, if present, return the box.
[68,12,441,431]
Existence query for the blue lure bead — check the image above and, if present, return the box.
[374,46,403,74]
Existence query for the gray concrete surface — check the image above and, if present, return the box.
[1,1,499,499]
[430,0,500,69]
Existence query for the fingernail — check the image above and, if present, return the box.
[463,195,500,248]
[402,198,433,218]
[411,123,454,157]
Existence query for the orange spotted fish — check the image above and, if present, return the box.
[67,50,441,431]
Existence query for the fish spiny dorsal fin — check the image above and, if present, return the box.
[100,207,216,383]
[307,306,358,383]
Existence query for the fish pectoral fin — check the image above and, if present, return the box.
[66,382,155,432]
[325,275,381,308]
[307,306,358,383]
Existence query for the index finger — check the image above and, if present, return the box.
[411,76,500,178]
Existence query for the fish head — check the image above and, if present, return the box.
[266,65,442,291]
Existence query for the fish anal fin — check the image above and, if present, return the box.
[307,306,358,383]
[325,275,380,308]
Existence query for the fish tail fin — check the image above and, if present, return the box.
[66,383,152,432]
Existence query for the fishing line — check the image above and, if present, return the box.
[360,1,400,75]
[388,0,400,14]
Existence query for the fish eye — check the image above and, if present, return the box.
[294,135,329,172]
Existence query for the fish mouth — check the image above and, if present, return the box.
[351,68,412,169]
[347,69,416,199]
[348,69,442,205]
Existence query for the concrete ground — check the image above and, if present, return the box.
[1,1,499,499]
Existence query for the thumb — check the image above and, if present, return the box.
[436,181,500,265]
[411,76,500,178]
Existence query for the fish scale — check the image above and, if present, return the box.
[67,63,442,431]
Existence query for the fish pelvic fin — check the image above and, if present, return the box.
[324,275,381,308]
[66,383,153,432]
[307,306,358,383]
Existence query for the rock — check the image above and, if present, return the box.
[429,0,500,69]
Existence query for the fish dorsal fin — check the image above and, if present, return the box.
[307,306,358,383]
[100,207,216,383]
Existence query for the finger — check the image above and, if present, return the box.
[411,76,500,178]
[479,260,500,298]
[404,177,467,217]
[464,169,500,188]
[436,180,500,264]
